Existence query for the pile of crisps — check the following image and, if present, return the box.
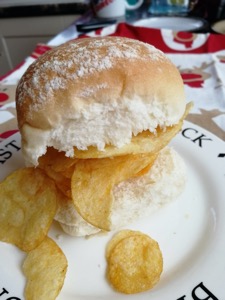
[0,105,191,298]
[38,114,188,231]
[0,168,67,299]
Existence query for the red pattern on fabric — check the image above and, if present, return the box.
[0,130,19,139]
[30,44,52,59]
[0,93,9,102]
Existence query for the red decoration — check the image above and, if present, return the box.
[0,92,9,102]
[0,130,19,140]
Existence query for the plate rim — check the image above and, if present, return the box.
[133,16,208,31]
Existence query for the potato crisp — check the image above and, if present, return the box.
[106,230,163,294]
[23,236,68,300]
[71,154,156,231]
[0,168,58,251]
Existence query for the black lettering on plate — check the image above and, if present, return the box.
[0,150,12,164]
[177,282,219,300]
[182,128,212,147]
[0,287,21,300]
[0,139,21,165]
[192,134,212,148]
[192,282,219,300]
[0,288,9,296]
[5,140,20,152]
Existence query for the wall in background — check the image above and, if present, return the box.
[0,14,81,77]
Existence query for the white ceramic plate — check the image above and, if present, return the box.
[133,17,207,31]
[0,120,225,300]
[211,20,225,34]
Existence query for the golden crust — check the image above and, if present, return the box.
[16,37,185,130]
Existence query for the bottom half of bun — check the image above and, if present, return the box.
[54,147,187,237]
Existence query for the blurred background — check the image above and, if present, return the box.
[0,0,225,77]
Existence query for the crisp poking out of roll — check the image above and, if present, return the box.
[16,36,190,237]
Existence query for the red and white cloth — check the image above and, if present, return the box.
[0,22,225,141]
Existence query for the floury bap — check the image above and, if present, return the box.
[16,36,191,236]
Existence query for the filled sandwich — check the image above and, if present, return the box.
[16,36,191,236]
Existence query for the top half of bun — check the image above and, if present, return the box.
[16,36,186,166]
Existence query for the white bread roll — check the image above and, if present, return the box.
[16,37,186,166]
[16,37,187,237]
[55,147,186,236]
